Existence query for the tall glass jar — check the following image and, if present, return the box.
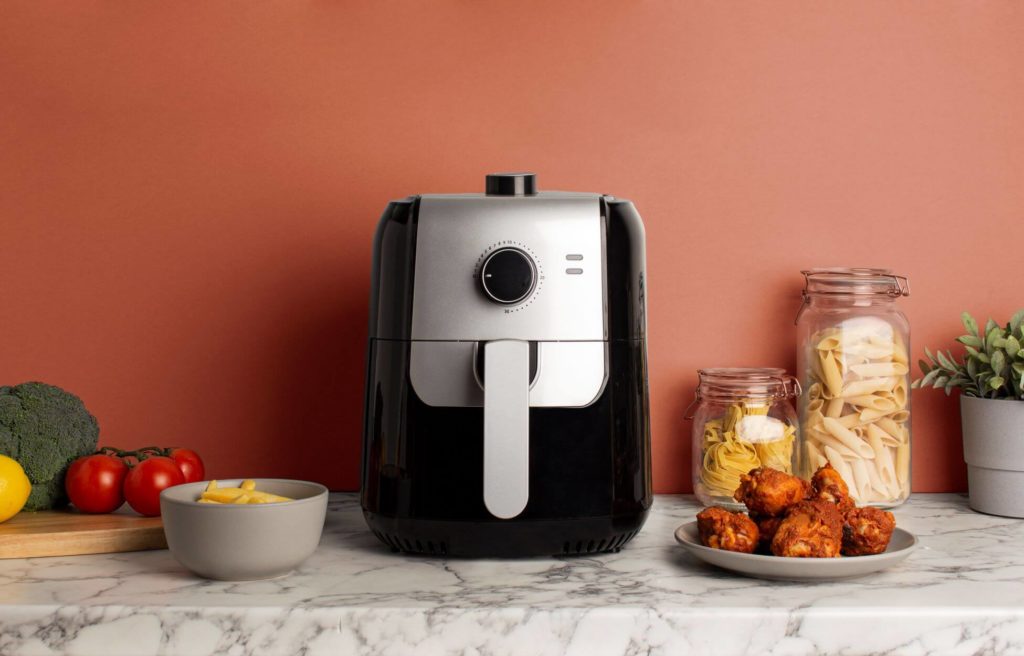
[796,268,911,508]
[689,368,802,509]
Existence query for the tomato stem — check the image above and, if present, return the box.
[93,445,172,465]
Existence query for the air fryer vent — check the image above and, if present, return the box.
[372,531,448,556]
[372,529,640,557]
[562,529,639,556]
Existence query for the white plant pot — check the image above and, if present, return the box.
[961,395,1024,518]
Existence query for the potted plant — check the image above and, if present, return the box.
[915,310,1024,517]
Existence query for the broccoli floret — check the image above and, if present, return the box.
[0,382,99,510]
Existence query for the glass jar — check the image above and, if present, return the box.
[796,268,911,508]
[689,368,802,509]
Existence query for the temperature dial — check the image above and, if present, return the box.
[480,248,537,304]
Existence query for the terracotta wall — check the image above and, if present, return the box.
[2,2,1021,492]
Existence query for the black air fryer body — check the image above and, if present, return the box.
[362,173,651,557]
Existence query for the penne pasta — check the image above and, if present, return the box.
[875,417,904,441]
[811,430,859,459]
[866,425,897,485]
[824,447,856,491]
[864,457,886,494]
[819,351,844,398]
[841,377,897,397]
[878,454,897,495]
[805,440,823,475]
[845,395,898,412]
[849,362,910,378]
[837,412,866,429]
[896,443,910,489]
[891,341,909,365]
[816,335,841,351]
[825,398,845,419]
[810,354,825,389]
[836,324,890,345]
[821,417,875,458]
[858,407,894,423]
[891,380,908,409]
[801,315,910,506]
[879,434,901,449]
[870,422,902,448]
[868,334,896,347]
[844,341,894,360]
[806,408,826,429]
[851,458,871,500]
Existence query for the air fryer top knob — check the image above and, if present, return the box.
[480,248,536,304]
[485,172,537,196]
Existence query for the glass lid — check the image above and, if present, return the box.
[801,267,910,297]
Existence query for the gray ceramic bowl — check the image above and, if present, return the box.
[161,478,328,581]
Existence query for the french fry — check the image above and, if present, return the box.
[197,479,293,504]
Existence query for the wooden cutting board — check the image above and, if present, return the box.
[0,509,167,558]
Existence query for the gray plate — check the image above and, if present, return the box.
[674,522,917,581]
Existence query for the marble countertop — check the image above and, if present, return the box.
[0,493,1021,655]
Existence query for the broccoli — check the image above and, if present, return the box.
[0,382,99,510]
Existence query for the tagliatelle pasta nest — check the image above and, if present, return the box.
[802,317,910,504]
[700,402,796,498]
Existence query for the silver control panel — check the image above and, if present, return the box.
[410,194,606,341]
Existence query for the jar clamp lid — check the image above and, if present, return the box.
[684,367,801,420]
[795,267,910,324]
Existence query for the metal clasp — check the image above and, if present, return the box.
[889,274,910,297]
[683,390,701,421]
[794,291,810,326]
[794,270,812,325]
[779,375,802,399]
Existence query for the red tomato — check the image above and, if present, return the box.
[65,454,128,513]
[123,457,185,516]
[169,448,205,483]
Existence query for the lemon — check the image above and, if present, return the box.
[0,455,32,523]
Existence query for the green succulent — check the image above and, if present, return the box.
[913,310,1024,400]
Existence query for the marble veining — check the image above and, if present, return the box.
[0,494,1022,655]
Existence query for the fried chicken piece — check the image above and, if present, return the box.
[770,499,843,558]
[696,506,759,554]
[753,515,783,554]
[810,463,855,514]
[842,506,896,556]
[733,467,811,517]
